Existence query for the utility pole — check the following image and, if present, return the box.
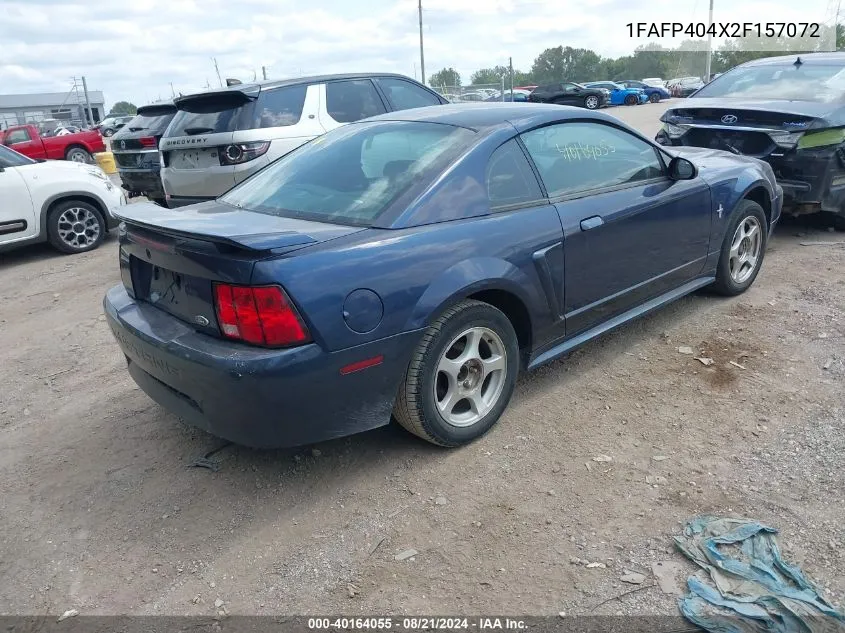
[508,57,514,100]
[212,58,223,87]
[418,0,426,84]
[170,82,176,98]
[81,76,93,127]
[704,0,714,81]
[262,66,267,80]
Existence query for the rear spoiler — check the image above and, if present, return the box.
[174,84,261,113]
[137,103,177,117]
[113,210,318,253]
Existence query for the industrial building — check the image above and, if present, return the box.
[0,85,106,130]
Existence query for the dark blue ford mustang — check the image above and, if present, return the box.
[104,104,782,448]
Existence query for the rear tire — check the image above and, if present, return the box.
[393,300,520,447]
[65,146,93,163]
[711,200,767,296]
[832,214,845,232]
[649,93,661,103]
[46,200,106,254]
[102,128,115,137]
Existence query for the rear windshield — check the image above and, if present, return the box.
[693,63,845,102]
[166,85,307,137]
[219,121,476,226]
[121,111,175,133]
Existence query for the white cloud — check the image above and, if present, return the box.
[0,0,834,108]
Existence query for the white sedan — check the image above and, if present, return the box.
[0,144,126,254]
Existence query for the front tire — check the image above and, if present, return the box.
[624,94,638,106]
[711,200,767,296]
[649,92,661,103]
[46,200,106,254]
[393,299,520,447]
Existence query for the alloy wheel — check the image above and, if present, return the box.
[57,206,101,249]
[585,96,599,109]
[434,326,508,428]
[729,216,762,284]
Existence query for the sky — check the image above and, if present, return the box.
[0,0,835,109]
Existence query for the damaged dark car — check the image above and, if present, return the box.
[655,52,845,229]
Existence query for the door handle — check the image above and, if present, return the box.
[580,216,604,231]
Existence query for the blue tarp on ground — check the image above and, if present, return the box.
[675,517,845,633]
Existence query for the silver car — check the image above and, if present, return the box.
[159,73,448,208]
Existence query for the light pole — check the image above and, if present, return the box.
[704,0,714,81]
[418,0,426,85]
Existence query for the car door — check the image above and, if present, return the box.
[520,120,712,336]
[318,78,388,132]
[0,148,37,245]
[4,127,45,159]
[558,83,582,105]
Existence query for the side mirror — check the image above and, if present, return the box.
[668,156,696,180]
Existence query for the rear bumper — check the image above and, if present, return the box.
[656,131,845,217]
[103,284,420,448]
[117,168,165,199]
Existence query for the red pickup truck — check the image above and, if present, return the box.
[0,124,106,163]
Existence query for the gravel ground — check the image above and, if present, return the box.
[0,101,843,617]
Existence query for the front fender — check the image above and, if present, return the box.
[405,256,540,332]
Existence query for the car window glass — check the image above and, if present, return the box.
[486,139,543,208]
[375,77,441,111]
[0,144,35,167]
[521,122,664,197]
[326,79,387,123]
[252,84,307,128]
[5,129,31,144]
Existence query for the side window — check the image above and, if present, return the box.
[375,78,441,111]
[6,129,31,144]
[486,139,543,209]
[562,83,577,92]
[326,79,387,123]
[521,122,664,197]
[253,85,307,128]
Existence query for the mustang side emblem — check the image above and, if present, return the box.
[716,204,724,218]
[721,114,738,124]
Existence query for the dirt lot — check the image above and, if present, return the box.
[1,102,843,617]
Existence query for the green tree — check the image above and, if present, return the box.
[109,101,137,115]
[428,67,461,89]
[530,46,602,84]
[471,66,510,85]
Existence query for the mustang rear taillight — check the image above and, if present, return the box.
[219,141,270,166]
[213,283,310,347]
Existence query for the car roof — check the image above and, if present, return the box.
[175,72,420,102]
[742,52,845,66]
[360,102,629,133]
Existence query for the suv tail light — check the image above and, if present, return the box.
[219,141,271,166]
[139,136,157,148]
[213,283,310,347]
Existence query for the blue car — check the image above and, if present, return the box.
[104,104,781,449]
[618,80,672,103]
[585,81,647,105]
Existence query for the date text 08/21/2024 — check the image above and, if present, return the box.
[626,22,821,39]
[306,618,527,630]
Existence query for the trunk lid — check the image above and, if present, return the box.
[116,200,364,337]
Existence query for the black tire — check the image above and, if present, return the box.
[832,214,845,232]
[649,92,661,103]
[102,128,115,137]
[393,299,520,447]
[46,200,106,254]
[624,94,638,106]
[711,199,768,296]
[65,145,93,163]
[583,95,600,109]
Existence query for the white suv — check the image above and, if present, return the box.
[159,72,448,208]
[0,145,126,254]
